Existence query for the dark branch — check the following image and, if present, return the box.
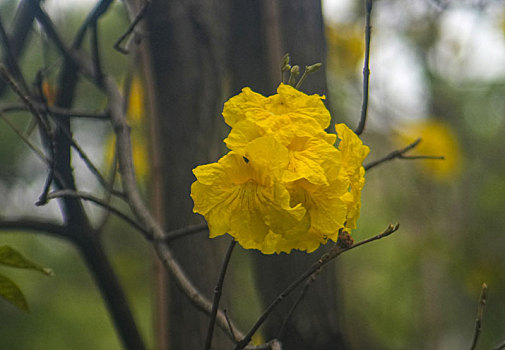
[205,239,237,350]
[73,0,113,49]
[0,17,29,94]
[0,104,109,120]
[364,138,444,171]
[160,222,208,242]
[0,0,42,96]
[469,283,488,350]
[492,340,505,350]
[0,217,67,238]
[0,65,51,132]
[114,0,150,54]
[277,268,321,340]
[354,0,373,136]
[31,2,244,339]
[234,223,400,350]
[45,190,150,238]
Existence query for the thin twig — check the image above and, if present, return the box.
[161,222,208,242]
[0,65,51,131]
[90,21,103,85]
[0,0,42,96]
[33,73,57,206]
[95,155,120,233]
[46,190,150,238]
[114,0,150,54]
[492,340,505,350]
[354,0,373,136]
[205,239,237,350]
[103,73,245,341]
[0,18,30,94]
[224,309,237,343]
[364,138,444,171]
[234,223,400,350]
[277,268,321,340]
[469,283,488,350]
[33,2,245,339]
[0,104,109,120]
[0,113,51,165]
[72,0,113,49]
[0,217,67,238]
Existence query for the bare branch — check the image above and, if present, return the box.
[354,0,373,136]
[0,0,42,96]
[0,17,29,94]
[0,217,67,238]
[234,223,400,350]
[0,65,51,132]
[277,268,321,340]
[31,1,245,340]
[160,222,208,242]
[114,0,150,54]
[469,283,488,350]
[73,0,113,49]
[45,190,149,238]
[0,104,109,120]
[205,239,237,350]
[492,340,505,350]
[364,138,444,171]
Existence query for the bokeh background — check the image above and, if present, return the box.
[1,0,505,349]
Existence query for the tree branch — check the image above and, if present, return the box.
[492,340,505,350]
[469,283,488,350]
[45,190,149,238]
[354,0,373,136]
[0,103,109,120]
[160,222,208,242]
[0,0,42,96]
[364,138,444,171]
[0,217,67,238]
[234,224,400,350]
[32,1,245,341]
[114,0,150,54]
[205,239,237,350]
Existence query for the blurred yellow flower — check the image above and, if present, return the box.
[191,85,370,254]
[325,24,364,75]
[105,77,149,183]
[396,119,461,181]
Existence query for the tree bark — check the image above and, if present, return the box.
[144,0,231,349]
[143,0,347,349]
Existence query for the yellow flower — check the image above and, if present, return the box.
[191,137,309,254]
[325,24,364,76]
[223,83,331,130]
[395,119,461,181]
[191,85,369,254]
[335,123,370,229]
[104,76,149,183]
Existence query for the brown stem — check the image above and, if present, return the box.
[354,0,373,136]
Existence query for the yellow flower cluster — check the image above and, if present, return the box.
[191,84,369,254]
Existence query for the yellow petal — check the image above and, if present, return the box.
[222,87,268,127]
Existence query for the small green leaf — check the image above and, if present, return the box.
[0,246,53,276]
[0,273,29,312]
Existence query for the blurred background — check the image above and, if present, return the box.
[1,0,505,349]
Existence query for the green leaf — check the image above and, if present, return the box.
[0,246,53,276]
[0,273,29,312]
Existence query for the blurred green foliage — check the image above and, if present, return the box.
[327,1,505,349]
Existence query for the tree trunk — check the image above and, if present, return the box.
[143,0,231,349]
[142,0,347,349]
[230,1,347,349]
